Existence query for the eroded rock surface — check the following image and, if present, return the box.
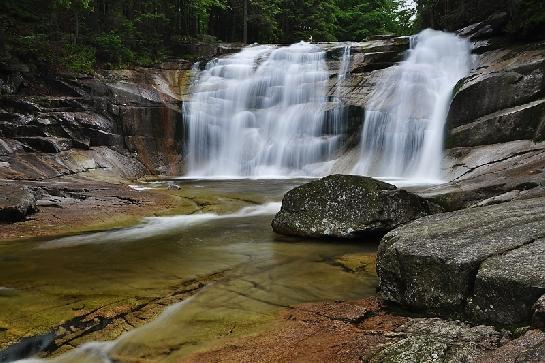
[377,197,545,325]
[183,297,532,363]
[272,175,439,239]
[0,60,193,182]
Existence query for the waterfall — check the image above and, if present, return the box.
[353,29,471,183]
[184,42,335,178]
[330,44,351,136]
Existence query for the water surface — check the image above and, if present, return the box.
[0,180,378,362]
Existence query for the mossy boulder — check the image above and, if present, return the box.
[271,175,439,239]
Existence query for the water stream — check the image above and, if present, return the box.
[1,180,377,362]
[353,29,471,183]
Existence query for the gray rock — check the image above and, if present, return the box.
[447,41,545,131]
[0,185,37,222]
[457,12,508,41]
[447,99,545,148]
[271,175,439,239]
[377,197,545,325]
[532,295,545,330]
[476,329,545,363]
[448,65,545,129]
[415,140,545,211]
[468,239,545,325]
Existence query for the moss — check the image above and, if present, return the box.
[335,253,377,274]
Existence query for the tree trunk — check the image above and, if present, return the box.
[243,0,248,43]
[74,10,79,45]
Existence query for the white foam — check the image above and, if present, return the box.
[353,29,472,182]
[37,202,282,249]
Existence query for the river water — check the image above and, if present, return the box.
[0,180,377,362]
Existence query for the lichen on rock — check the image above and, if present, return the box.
[272,174,440,239]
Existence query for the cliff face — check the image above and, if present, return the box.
[0,61,193,181]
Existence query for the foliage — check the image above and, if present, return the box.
[508,0,545,39]
[1,0,415,73]
[64,43,96,73]
[95,32,134,68]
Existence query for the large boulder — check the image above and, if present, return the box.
[377,196,545,325]
[0,184,37,222]
[271,175,439,239]
[468,239,545,325]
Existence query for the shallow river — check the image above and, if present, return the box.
[0,180,378,362]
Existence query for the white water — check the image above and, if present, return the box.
[184,42,337,178]
[329,44,352,138]
[353,29,471,183]
[38,202,281,249]
[15,298,197,363]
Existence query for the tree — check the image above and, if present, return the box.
[55,0,92,44]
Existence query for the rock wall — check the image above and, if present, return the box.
[0,60,194,181]
[321,37,410,170]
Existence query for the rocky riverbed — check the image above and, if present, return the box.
[1,6,545,363]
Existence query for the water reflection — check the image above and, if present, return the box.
[1,180,377,362]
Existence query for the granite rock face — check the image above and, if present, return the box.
[377,197,545,325]
[0,60,193,181]
[368,318,505,363]
[468,238,545,325]
[272,175,439,239]
[446,39,545,148]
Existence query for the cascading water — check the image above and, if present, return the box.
[184,42,335,178]
[330,44,352,136]
[353,29,471,183]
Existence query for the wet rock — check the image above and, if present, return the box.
[14,136,69,153]
[351,51,405,72]
[416,140,545,211]
[457,12,509,40]
[532,295,545,330]
[377,197,545,325]
[272,175,439,239]
[0,184,37,222]
[448,65,545,130]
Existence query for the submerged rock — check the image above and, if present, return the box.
[0,184,37,222]
[271,175,439,239]
[377,196,545,325]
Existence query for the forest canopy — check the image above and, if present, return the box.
[0,0,415,72]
